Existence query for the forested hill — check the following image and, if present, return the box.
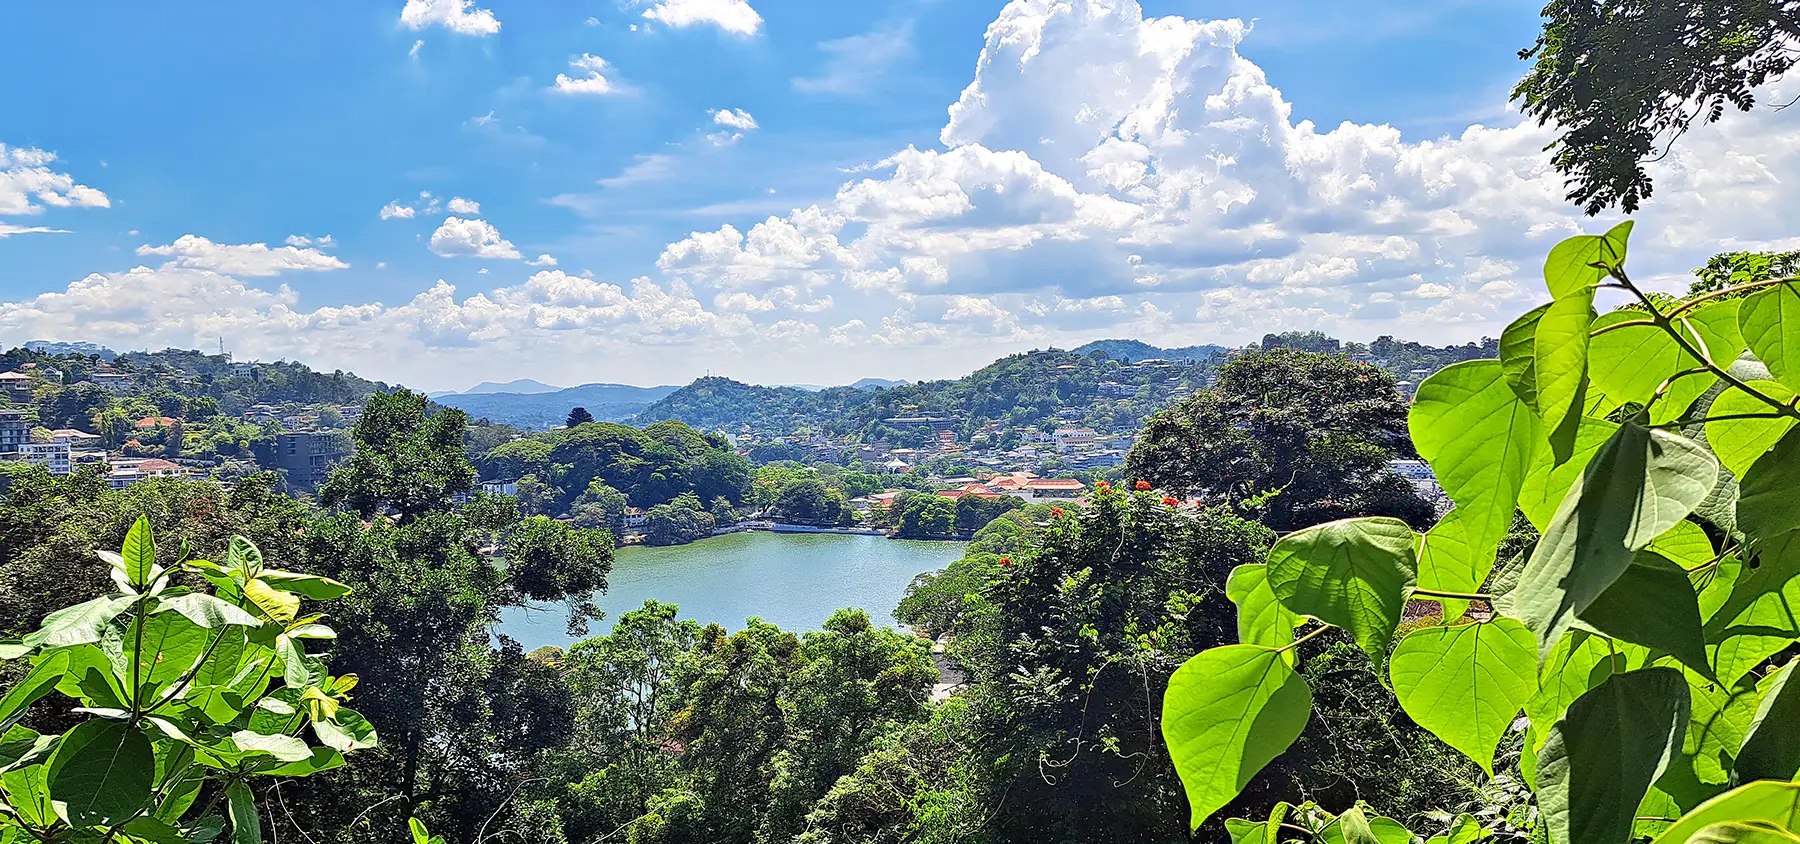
[1069,338,1228,362]
[636,333,1498,439]
[633,349,1214,439]
[0,346,393,416]
[434,382,679,429]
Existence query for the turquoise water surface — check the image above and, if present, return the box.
[496,531,967,651]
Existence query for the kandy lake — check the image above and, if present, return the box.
[498,531,968,650]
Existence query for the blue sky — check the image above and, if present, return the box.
[1,0,1792,391]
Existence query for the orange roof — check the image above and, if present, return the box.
[135,416,179,429]
[134,459,182,472]
[1026,478,1085,490]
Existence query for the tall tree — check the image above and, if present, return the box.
[567,406,596,427]
[320,390,476,521]
[1514,0,1800,213]
[1126,348,1434,532]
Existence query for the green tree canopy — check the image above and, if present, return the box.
[1126,348,1434,531]
[1514,0,1800,213]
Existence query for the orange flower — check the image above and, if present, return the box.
[998,556,1013,566]
[1163,496,1178,507]
[1135,480,1151,491]
[1051,507,1065,517]
[1096,481,1110,490]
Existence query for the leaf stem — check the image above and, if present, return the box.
[1613,269,1800,421]
[1277,625,1333,654]
[1665,276,1796,318]
[1649,412,1792,429]
[1412,588,1492,601]
[1588,318,1658,337]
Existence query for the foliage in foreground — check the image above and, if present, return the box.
[1161,221,1800,844]
[0,518,373,842]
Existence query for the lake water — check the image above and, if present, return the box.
[497,531,967,651]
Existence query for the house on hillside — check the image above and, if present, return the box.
[1024,478,1085,499]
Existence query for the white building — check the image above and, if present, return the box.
[13,442,72,475]
[1053,428,1098,452]
[84,372,133,393]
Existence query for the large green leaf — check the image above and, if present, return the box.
[1644,302,1745,426]
[1501,303,1552,407]
[1543,222,1632,298]
[1321,807,1414,844]
[255,746,345,777]
[1690,300,1749,362]
[1518,415,1620,531]
[258,569,351,600]
[1685,821,1800,844]
[0,651,70,733]
[1162,645,1313,830]
[1509,424,1718,660]
[1736,428,1800,539]
[244,578,300,625]
[130,612,210,693]
[1707,381,1799,478]
[1589,310,1702,415]
[229,730,313,763]
[121,516,156,590]
[1652,781,1800,844]
[1734,660,1800,782]
[20,595,137,650]
[1525,630,1626,747]
[1,764,54,827]
[1651,521,1717,571]
[1266,517,1417,667]
[153,593,263,629]
[44,719,154,828]
[1739,282,1800,391]
[227,781,260,844]
[227,536,263,578]
[1537,667,1691,844]
[1389,618,1538,775]
[312,708,378,753]
[1226,564,1303,656]
[1416,510,1483,619]
[1536,292,1598,465]
[1578,552,1712,679]
[1704,535,1800,686]
[1410,361,1541,551]
[1682,666,1765,786]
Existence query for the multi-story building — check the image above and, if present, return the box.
[11,441,73,475]
[277,430,350,489]
[0,409,30,454]
[83,372,134,393]
[0,371,36,403]
[1052,428,1098,452]
[107,458,189,490]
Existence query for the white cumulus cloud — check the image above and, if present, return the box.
[0,144,110,237]
[379,202,416,220]
[399,0,499,35]
[641,0,761,36]
[711,108,758,130]
[136,234,348,276]
[528,254,558,267]
[429,217,522,259]
[552,54,620,95]
[447,196,480,214]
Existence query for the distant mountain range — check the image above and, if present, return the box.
[458,378,564,395]
[1069,339,1228,362]
[435,382,680,429]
